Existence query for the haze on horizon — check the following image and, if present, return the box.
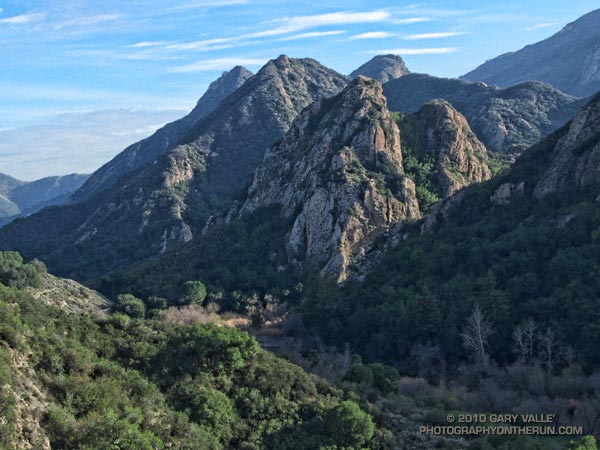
[0,0,598,180]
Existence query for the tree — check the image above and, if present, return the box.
[114,294,146,318]
[179,281,207,306]
[571,436,598,450]
[323,400,375,448]
[513,318,537,364]
[539,327,558,377]
[461,304,493,367]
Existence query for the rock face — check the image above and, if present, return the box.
[350,54,410,83]
[462,9,600,97]
[240,77,420,281]
[383,74,585,153]
[534,93,600,198]
[0,173,89,227]
[72,66,254,203]
[405,100,491,198]
[0,57,348,280]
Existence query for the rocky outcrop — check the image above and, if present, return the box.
[462,9,600,97]
[383,74,585,153]
[534,94,600,198]
[350,54,410,83]
[490,181,525,205]
[408,100,491,197]
[240,77,420,282]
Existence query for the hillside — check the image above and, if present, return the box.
[462,9,600,97]
[0,251,385,450]
[383,73,585,153]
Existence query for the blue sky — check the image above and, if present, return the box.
[1,0,599,179]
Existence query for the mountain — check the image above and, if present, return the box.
[303,91,600,371]
[462,9,600,97]
[107,79,490,298]
[383,73,586,153]
[350,54,410,83]
[0,173,89,226]
[0,56,348,280]
[71,66,254,202]
[237,78,492,282]
[239,76,420,282]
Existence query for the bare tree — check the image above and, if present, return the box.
[513,318,537,364]
[539,327,557,377]
[524,318,537,364]
[513,324,527,362]
[462,304,493,368]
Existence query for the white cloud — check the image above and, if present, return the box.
[127,41,171,48]
[249,10,391,38]
[165,37,240,51]
[391,17,432,24]
[368,47,458,55]
[172,0,251,10]
[152,10,390,55]
[404,31,467,40]
[0,13,45,24]
[280,30,345,41]
[526,22,559,31]
[349,31,395,40]
[169,57,266,73]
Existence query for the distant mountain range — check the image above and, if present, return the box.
[0,172,89,226]
[462,8,600,97]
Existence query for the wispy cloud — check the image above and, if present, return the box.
[169,57,266,73]
[349,31,395,40]
[280,30,345,41]
[368,47,458,55]
[248,10,390,38]
[172,0,251,10]
[0,13,45,25]
[391,17,432,24]
[165,37,240,51]
[127,41,172,48]
[150,10,387,55]
[526,22,559,31]
[405,31,467,40]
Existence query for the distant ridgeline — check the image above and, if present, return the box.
[0,172,88,227]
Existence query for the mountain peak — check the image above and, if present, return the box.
[462,8,600,96]
[350,54,410,83]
